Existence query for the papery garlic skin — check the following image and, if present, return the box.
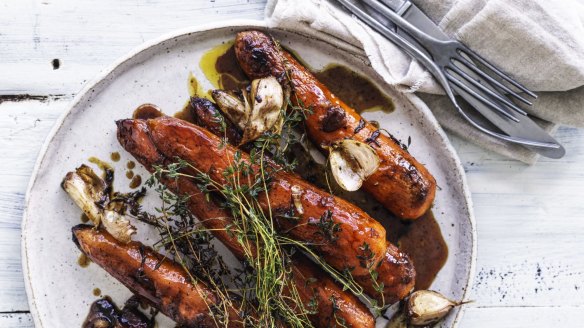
[407,290,459,326]
[212,76,284,145]
[101,210,137,244]
[211,89,249,130]
[240,76,284,144]
[62,165,107,227]
[62,165,136,244]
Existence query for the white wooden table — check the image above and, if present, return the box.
[2,1,583,327]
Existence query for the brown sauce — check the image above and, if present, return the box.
[315,64,395,114]
[386,211,448,290]
[177,43,250,126]
[173,100,197,125]
[174,73,202,124]
[78,253,91,268]
[126,170,134,179]
[127,161,136,170]
[93,288,102,297]
[133,104,164,120]
[214,45,249,90]
[110,152,121,162]
[129,175,142,189]
[83,296,153,328]
[80,213,90,223]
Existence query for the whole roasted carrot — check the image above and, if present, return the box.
[234,30,436,220]
[73,225,247,327]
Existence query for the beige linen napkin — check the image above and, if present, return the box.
[265,0,584,163]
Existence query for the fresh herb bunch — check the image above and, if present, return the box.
[124,81,388,327]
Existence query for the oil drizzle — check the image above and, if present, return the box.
[200,41,249,91]
[187,71,210,98]
[315,64,395,114]
[88,157,112,172]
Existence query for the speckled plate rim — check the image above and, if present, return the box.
[21,19,476,328]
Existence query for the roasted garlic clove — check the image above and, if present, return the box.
[240,76,284,144]
[406,290,461,326]
[101,211,137,244]
[212,77,284,145]
[62,165,136,243]
[328,139,380,191]
[211,89,249,130]
[62,165,107,226]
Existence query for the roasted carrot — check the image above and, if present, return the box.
[117,118,376,327]
[118,116,415,303]
[234,30,436,220]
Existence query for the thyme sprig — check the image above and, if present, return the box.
[126,79,388,326]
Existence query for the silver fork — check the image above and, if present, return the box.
[337,0,565,158]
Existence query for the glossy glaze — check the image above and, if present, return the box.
[118,116,415,303]
[116,118,376,328]
[187,98,447,290]
[72,225,246,327]
[234,31,436,220]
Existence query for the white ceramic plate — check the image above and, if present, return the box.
[22,20,476,328]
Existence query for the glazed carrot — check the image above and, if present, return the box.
[234,30,436,220]
[117,118,376,327]
[118,116,415,303]
[73,225,246,327]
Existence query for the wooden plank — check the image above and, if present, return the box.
[450,127,584,307]
[0,99,67,312]
[0,0,267,95]
[0,313,34,328]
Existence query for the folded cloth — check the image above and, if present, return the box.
[265,0,584,163]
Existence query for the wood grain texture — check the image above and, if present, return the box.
[0,99,67,312]
[0,0,266,95]
[0,314,34,328]
[2,0,584,327]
